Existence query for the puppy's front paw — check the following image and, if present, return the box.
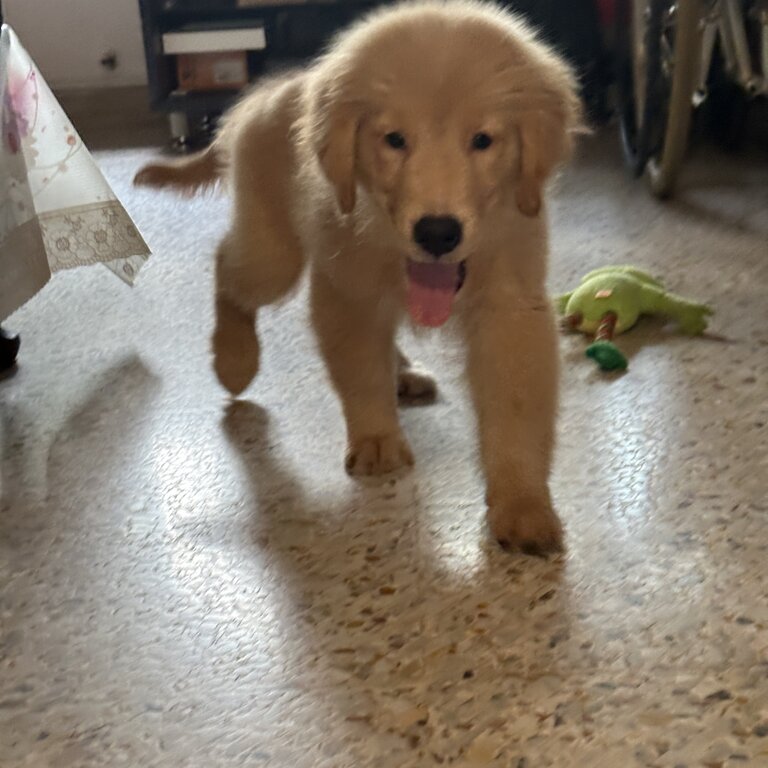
[212,328,260,396]
[346,433,414,476]
[487,496,564,555]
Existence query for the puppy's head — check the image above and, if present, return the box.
[305,2,582,323]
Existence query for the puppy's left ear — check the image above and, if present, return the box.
[514,78,584,218]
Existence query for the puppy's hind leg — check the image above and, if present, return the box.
[397,349,437,404]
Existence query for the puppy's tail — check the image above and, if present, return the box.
[133,144,220,195]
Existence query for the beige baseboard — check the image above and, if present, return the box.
[54,86,168,150]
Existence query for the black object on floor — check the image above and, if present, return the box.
[0,327,21,372]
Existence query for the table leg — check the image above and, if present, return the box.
[169,111,190,149]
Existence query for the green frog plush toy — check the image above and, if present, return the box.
[556,266,713,372]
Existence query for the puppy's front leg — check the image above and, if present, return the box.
[311,269,413,477]
[465,302,563,554]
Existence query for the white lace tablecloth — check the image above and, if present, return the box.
[0,24,150,321]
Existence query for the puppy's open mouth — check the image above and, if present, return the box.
[406,259,467,328]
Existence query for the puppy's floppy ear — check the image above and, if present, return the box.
[318,103,360,214]
[513,79,584,218]
[306,75,362,215]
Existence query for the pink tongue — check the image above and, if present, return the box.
[406,260,460,328]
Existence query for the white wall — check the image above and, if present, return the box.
[4,0,148,89]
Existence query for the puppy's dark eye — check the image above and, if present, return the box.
[471,132,493,151]
[384,131,407,150]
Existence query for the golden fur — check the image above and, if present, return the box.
[135,0,582,552]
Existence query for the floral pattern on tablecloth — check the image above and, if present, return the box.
[1,24,150,319]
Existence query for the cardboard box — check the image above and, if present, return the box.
[176,51,249,91]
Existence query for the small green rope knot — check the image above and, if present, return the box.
[585,340,628,372]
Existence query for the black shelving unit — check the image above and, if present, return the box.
[138,0,609,145]
[137,0,387,145]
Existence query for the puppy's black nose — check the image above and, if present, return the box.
[413,216,463,258]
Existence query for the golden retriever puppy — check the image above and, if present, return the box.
[135,0,582,553]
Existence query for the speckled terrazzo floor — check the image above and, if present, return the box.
[1,127,767,767]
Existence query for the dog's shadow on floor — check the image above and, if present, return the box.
[221,399,573,757]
